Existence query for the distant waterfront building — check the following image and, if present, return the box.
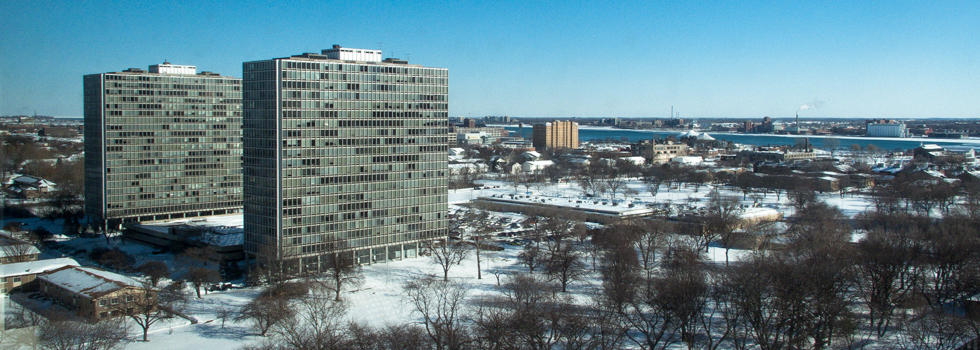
[532,120,579,150]
[753,116,775,133]
[663,118,686,128]
[84,63,243,228]
[242,46,448,270]
[484,115,510,124]
[632,140,690,163]
[866,120,907,138]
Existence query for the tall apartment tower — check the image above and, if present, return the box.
[532,120,579,150]
[84,63,243,228]
[242,46,449,270]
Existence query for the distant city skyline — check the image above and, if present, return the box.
[1,1,978,120]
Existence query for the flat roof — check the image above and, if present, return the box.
[0,257,78,278]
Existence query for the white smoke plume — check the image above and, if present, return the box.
[799,100,824,111]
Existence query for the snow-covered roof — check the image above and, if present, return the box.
[740,207,782,220]
[0,257,78,278]
[833,164,856,173]
[923,170,946,178]
[141,214,244,228]
[671,156,704,165]
[0,237,41,258]
[676,130,715,141]
[191,231,244,247]
[39,266,142,299]
[132,215,245,248]
[523,160,555,168]
[621,156,646,165]
[918,144,944,151]
[9,175,56,189]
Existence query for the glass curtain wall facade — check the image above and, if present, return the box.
[242,51,449,270]
[83,68,243,226]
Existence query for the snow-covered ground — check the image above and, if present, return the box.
[2,177,883,349]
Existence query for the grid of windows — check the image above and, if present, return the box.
[243,53,449,266]
[84,70,243,224]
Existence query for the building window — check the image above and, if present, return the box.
[100,300,107,307]
[112,298,119,304]
[126,295,134,302]
[12,277,20,283]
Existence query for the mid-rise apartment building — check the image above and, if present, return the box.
[633,140,690,163]
[532,120,578,150]
[84,63,243,227]
[242,46,448,270]
[866,120,907,138]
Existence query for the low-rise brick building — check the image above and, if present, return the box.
[37,265,152,321]
[0,257,78,294]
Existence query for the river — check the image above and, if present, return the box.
[500,126,980,151]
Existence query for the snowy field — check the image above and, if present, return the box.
[2,178,882,349]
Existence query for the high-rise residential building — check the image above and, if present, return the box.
[84,63,243,228]
[242,46,449,270]
[532,120,579,150]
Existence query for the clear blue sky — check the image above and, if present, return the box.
[1,0,977,120]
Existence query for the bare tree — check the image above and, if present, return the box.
[723,241,856,350]
[576,172,603,198]
[608,242,710,350]
[346,322,433,350]
[745,219,782,251]
[429,236,470,281]
[128,279,188,342]
[545,240,586,292]
[855,228,921,338]
[914,216,980,310]
[823,137,840,158]
[186,266,221,298]
[601,169,628,200]
[215,303,232,329]
[687,169,714,193]
[632,219,669,279]
[320,251,363,301]
[898,310,976,350]
[647,178,663,199]
[180,244,221,298]
[865,144,885,165]
[37,312,129,350]
[0,240,37,263]
[518,241,544,273]
[137,261,170,288]
[47,159,84,226]
[270,289,349,349]
[705,192,745,265]
[237,293,294,337]
[464,210,494,280]
[403,277,471,350]
[473,273,597,349]
[249,245,291,288]
[510,170,540,194]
